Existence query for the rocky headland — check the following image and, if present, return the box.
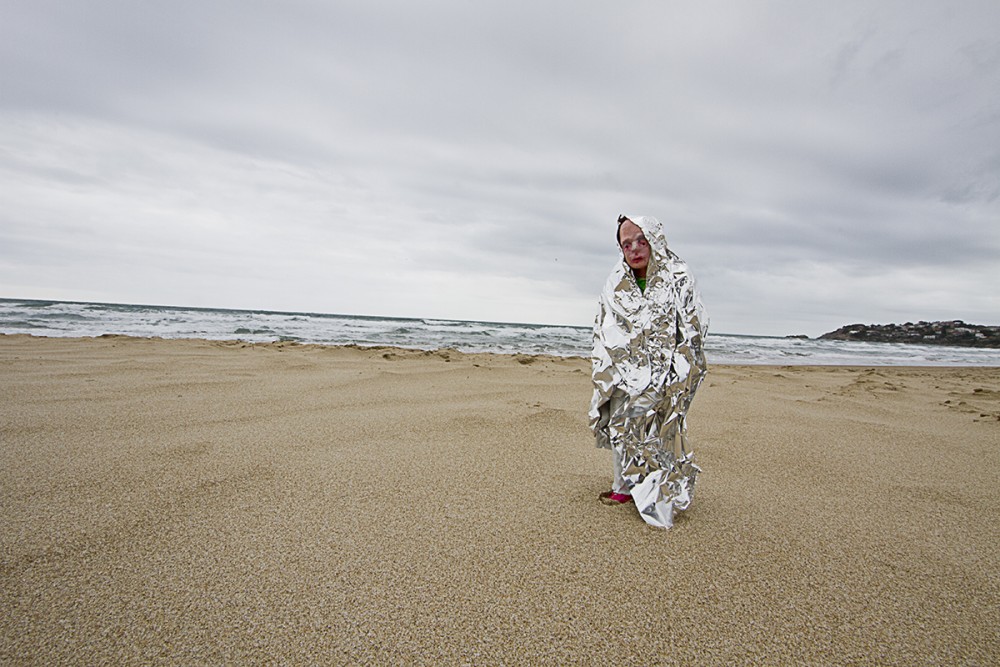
[818,320,1000,348]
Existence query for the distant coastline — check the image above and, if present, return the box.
[817,321,1000,348]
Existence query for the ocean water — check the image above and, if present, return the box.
[2,298,999,366]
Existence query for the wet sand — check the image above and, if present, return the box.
[1,334,998,664]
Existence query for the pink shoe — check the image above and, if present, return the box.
[599,491,633,505]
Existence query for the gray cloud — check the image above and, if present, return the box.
[1,0,998,335]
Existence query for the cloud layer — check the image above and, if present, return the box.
[2,0,998,335]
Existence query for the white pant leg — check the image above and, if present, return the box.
[608,389,631,495]
[612,447,629,494]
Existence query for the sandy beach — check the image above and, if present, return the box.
[1,334,998,664]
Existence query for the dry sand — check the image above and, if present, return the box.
[1,334,998,665]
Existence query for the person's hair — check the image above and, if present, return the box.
[616,214,630,246]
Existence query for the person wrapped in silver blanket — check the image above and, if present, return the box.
[590,215,708,529]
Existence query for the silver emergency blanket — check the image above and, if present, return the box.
[590,216,708,529]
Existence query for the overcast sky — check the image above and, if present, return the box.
[2,1,998,336]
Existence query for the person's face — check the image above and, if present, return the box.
[618,220,650,277]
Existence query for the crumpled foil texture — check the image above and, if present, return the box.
[589,216,708,529]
